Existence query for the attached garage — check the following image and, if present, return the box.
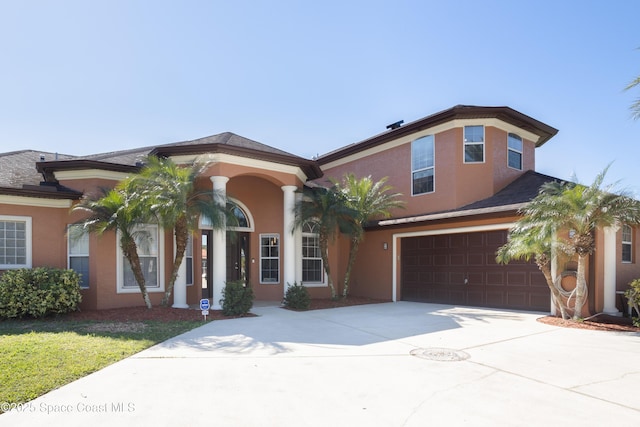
[401,229,550,311]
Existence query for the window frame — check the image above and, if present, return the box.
[622,224,633,263]
[301,222,325,286]
[411,135,435,196]
[0,215,32,269]
[67,224,90,289]
[185,234,194,286]
[260,233,280,284]
[116,224,165,293]
[507,133,523,170]
[463,125,485,164]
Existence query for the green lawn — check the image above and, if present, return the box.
[0,319,202,409]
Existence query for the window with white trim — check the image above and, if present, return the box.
[622,225,633,263]
[411,135,435,195]
[464,125,484,163]
[260,234,279,284]
[185,234,193,285]
[508,133,523,170]
[119,224,164,292]
[302,222,323,283]
[0,216,31,269]
[68,225,89,288]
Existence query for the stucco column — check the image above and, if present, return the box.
[211,176,229,310]
[294,192,303,284]
[171,237,189,309]
[282,185,297,297]
[603,226,620,315]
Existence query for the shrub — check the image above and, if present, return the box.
[625,279,640,327]
[283,282,310,310]
[220,280,254,316]
[0,267,82,319]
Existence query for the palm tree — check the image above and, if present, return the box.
[72,181,153,308]
[625,72,640,120]
[496,219,570,319]
[131,156,231,306]
[294,184,357,299]
[334,174,404,297]
[511,167,640,320]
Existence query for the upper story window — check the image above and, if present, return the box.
[464,125,484,163]
[411,135,434,195]
[508,133,523,170]
[622,224,633,263]
[0,216,31,269]
[68,225,89,289]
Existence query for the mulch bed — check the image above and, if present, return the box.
[538,313,638,332]
[62,306,249,322]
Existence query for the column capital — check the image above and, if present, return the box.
[281,185,298,193]
[210,176,230,186]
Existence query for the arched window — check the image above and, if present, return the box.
[199,200,253,231]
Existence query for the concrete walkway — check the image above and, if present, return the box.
[2,302,639,426]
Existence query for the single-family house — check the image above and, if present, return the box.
[0,105,636,315]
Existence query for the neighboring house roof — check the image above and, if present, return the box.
[376,171,562,227]
[317,105,559,164]
[0,150,82,199]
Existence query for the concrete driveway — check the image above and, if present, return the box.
[3,302,639,426]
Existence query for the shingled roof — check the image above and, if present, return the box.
[375,171,562,228]
[1,132,323,199]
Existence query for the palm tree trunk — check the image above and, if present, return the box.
[573,254,589,320]
[342,237,360,298]
[536,256,569,319]
[122,239,152,309]
[319,235,336,299]
[162,217,188,306]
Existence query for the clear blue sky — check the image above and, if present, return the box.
[1,1,639,192]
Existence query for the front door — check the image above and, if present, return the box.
[202,231,250,299]
[227,232,250,283]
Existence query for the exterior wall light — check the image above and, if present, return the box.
[383,242,388,250]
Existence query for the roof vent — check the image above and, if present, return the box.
[386,120,404,130]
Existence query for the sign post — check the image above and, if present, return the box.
[200,299,210,321]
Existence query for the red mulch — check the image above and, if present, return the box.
[538,314,638,332]
[62,306,250,322]
[63,297,390,321]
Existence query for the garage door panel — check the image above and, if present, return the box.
[487,272,504,285]
[485,291,504,306]
[450,254,465,266]
[467,290,485,305]
[401,231,550,311]
[450,271,465,284]
[507,272,527,286]
[467,253,484,266]
[506,292,527,308]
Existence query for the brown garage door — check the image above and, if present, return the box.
[401,230,550,311]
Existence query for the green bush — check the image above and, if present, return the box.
[0,267,83,319]
[220,280,254,316]
[283,282,310,310]
[625,279,640,327]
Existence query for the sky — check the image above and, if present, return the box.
[1,1,640,193]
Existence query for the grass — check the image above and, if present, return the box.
[0,318,202,409]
